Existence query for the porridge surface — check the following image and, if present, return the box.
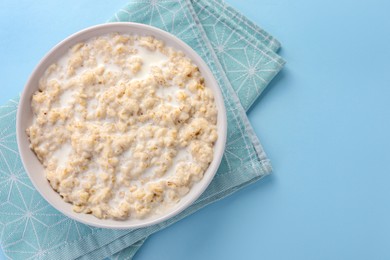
[27,33,218,220]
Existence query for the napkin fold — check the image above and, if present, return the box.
[0,0,285,259]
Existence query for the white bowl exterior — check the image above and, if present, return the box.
[17,23,227,229]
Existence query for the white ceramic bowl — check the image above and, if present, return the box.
[16,23,227,229]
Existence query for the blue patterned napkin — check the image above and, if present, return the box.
[0,0,285,259]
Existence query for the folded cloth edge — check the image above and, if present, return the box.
[196,0,282,53]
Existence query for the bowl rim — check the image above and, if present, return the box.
[17,22,227,229]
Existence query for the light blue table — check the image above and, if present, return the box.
[1,0,390,259]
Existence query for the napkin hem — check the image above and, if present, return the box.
[195,0,282,53]
[214,0,282,52]
[195,0,285,67]
[192,0,285,110]
[185,0,273,164]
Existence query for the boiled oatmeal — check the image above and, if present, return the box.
[26,33,218,220]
